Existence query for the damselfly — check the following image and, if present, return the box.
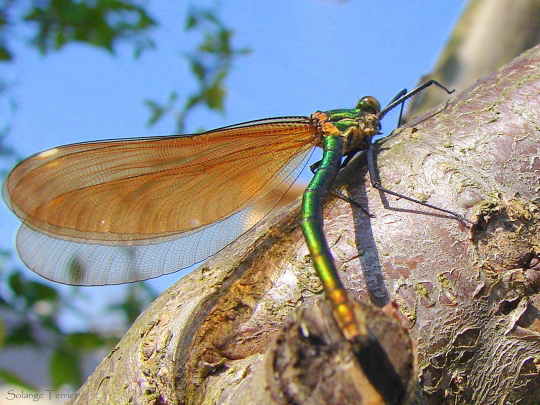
[4,81,465,339]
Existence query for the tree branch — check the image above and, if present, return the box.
[69,44,540,405]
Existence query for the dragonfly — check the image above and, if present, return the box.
[4,80,465,339]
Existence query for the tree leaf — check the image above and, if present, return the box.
[65,332,105,349]
[0,45,12,61]
[50,348,82,389]
[23,0,157,54]
[0,369,37,391]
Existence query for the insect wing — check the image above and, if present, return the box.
[4,118,317,285]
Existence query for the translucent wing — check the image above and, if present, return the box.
[4,118,318,285]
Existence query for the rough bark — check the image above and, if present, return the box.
[68,45,540,405]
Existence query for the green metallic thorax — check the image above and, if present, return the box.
[324,108,367,131]
[325,107,364,117]
[315,107,381,154]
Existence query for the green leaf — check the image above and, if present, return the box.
[0,318,5,348]
[5,323,37,346]
[7,270,59,307]
[144,99,165,126]
[65,332,105,349]
[50,348,82,389]
[190,59,207,81]
[8,271,25,297]
[23,0,157,54]
[145,5,249,132]
[204,81,225,111]
[27,282,59,302]
[185,12,197,30]
[0,46,12,61]
[0,369,37,391]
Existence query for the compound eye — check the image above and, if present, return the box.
[357,96,381,114]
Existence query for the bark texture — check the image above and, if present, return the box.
[68,45,540,405]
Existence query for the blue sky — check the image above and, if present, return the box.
[1,0,467,329]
